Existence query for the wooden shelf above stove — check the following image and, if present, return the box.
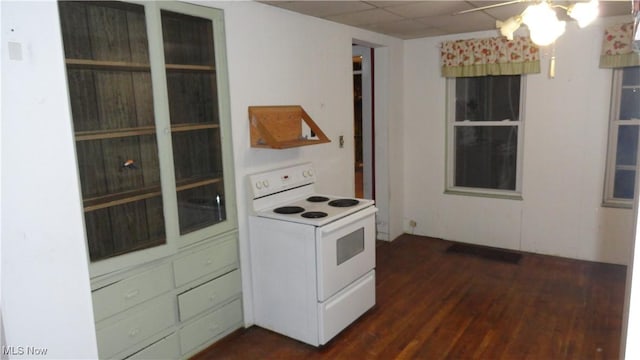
[248,105,331,149]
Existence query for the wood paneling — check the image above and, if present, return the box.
[166,71,218,125]
[160,9,225,235]
[84,197,165,261]
[59,1,166,261]
[193,235,626,359]
[161,10,215,66]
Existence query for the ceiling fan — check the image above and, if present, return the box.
[456,0,529,15]
[456,0,600,46]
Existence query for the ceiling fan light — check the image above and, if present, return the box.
[522,2,566,46]
[497,15,522,40]
[567,0,599,28]
[529,19,566,46]
[522,2,556,30]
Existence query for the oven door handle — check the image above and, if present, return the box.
[320,206,378,235]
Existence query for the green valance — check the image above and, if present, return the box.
[599,22,640,68]
[441,36,541,78]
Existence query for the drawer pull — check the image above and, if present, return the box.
[206,258,213,265]
[209,293,217,302]
[209,324,220,333]
[128,328,141,338]
[125,289,140,299]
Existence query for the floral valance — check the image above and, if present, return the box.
[441,36,540,78]
[600,22,640,68]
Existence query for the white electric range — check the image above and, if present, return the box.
[248,162,377,346]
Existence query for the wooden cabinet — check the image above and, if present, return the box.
[91,234,242,359]
[248,105,331,149]
[59,1,165,262]
[59,0,236,272]
[58,1,241,358]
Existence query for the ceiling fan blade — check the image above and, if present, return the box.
[456,0,527,15]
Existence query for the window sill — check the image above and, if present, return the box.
[601,201,633,209]
[444,188,523,201]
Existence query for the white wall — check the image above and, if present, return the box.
[1,0,405,349]
[6,0,638,354]
[0,0,635,354]
[1,1,98,358]
[403,16,634,265]
[192,0,405,324]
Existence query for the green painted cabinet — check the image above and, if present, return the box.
[58,1,241,358]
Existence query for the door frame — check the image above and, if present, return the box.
[352,45,374,200]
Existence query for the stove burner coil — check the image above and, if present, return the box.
[301,211,328,218]
[328,198,360,207]
[274,206,305,214]
[306,196,330,203]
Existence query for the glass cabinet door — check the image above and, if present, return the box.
[160,10,227,235]
[59,1,236,269]
[59,1,166,261]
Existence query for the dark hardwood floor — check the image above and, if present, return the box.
[193,235,627,360]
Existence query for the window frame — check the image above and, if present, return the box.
[445,75,526,199]
[603,67,640,208]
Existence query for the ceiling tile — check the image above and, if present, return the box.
[384,1,475,18]
[260,1,632,40]
[467,1,523,12]
[360,19,447,38]
[326,8,403,26]
[418,11,497,33]
[265,1,376,18]
[599,0,632,17]
[365,1,417,8]
[481,3,530,20]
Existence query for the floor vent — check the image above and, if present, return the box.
[446,243,522,264]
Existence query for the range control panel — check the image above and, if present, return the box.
[249,162,316,198]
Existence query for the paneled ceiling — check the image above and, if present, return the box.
[260,1,633,39]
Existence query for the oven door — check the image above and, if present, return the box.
[316,205,377,301]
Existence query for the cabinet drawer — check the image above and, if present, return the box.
[96,295,175,359]
[173,237,238,287]
[180,298,242,354]
[93,263,173,322]
[126,333,179,360]
[178,269,241,321]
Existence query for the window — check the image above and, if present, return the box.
[446,75,524,198]
[604,66,640,207]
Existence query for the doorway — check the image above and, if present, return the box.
[353,45,374,200]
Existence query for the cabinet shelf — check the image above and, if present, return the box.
[83,175,223,212]
[176,175,223,192]
[66,58,151,71]
[76,126,157,141]
[171,123,219,133]
[65,60,215,73]
[97,237,166,261]
[84,185,162,212]
[166,64,215,72]
[248,105,331,149]
[75,123,219,141]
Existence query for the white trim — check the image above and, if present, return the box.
[604,67,640,207]
[352,45,373,200]
[445,76,525,197]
